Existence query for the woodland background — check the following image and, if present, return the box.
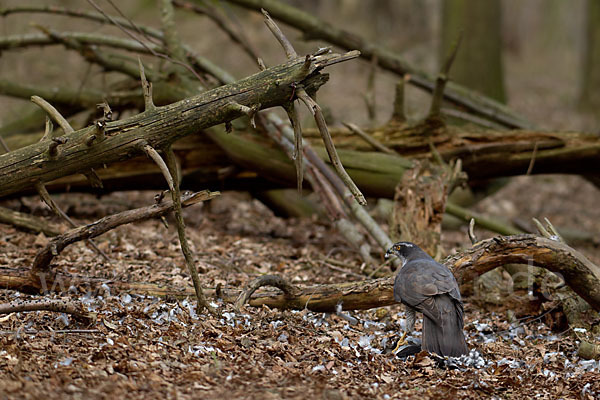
[1,0,600,399]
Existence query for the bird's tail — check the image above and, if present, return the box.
[422,295,468,357]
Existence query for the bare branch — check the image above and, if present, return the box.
[235,274,299,310]
[261,8,297,59]
[468,218,477,244]
[143,144,216,315]
[138,58,155,111]
[284,102,303,192]
[34,182,110,262]
[38,117,54,143]
[31,190,218,272]
[343,122,396,155]
[296,88,366,205]
[0,299,95,323]
[428,32,462,119]
[31,95,74,134]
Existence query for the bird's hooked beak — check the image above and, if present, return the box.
[385,246,407,268]
[384,248,394,259]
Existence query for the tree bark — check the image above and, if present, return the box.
[0,51,349,197]
[4,234,599,313]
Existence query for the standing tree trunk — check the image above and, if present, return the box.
[579,0,600,114]
[440,0,507,103]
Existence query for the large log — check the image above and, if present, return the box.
[0,51,354,197]
[3,235,599,313]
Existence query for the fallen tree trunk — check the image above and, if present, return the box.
[3,234,599,313]
[4,120,600,200]
[0,50,354,197]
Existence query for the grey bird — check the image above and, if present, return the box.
[385,241,468,357]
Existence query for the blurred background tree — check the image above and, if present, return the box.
[579,0,600,118]
[440,0,506,103]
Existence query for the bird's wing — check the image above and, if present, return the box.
[394,259,463,323]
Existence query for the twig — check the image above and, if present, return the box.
[261,8,296,59]
[0,136,10,153]
[0,299,95,323]
[263,113,396,267]
[34,182,110,262]
[441,107,505,130]
[144,144,216,315]
[526,141,539,175]
[544,217,565,243]
[284,102,303,192]
[343,122,396,155]
[40,116,54,142]
[31,95,74,134]
[296,87,366,206]
[31,188,218,272]
[235,274,299,310]
[468,218,478,244]
[138,59,155,111]
[532,217,552,239]
[320,259,365,279]
[428,32,462,119]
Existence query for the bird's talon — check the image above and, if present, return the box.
[392,332,408,354]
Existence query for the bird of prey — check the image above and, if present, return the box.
[385,241,468,357]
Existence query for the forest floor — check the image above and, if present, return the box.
[1,177,599,399]
[1,2,600,399]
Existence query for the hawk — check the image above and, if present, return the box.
[386,242,468,357]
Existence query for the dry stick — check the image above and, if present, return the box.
[0,135,10,153]
[30,94,108,261]
[342,122,396,155]
[144,145,215,315]
[31,96,74,134]
[440,107,505,130]
[296,88,366,206]
[34,182,110,262]
[265,113,396,267]
[138,59,155,111]
[260,113,375,264]
[468,218,478,245]
[0,299,95,322]
[40,117,54,142]
[235,274,299,310]
[173,0,261,64]
[428,32,462,119]
[31,190,218,272]
[284,102,303,193]
[526,141,539,175]
[261,8,297,59]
